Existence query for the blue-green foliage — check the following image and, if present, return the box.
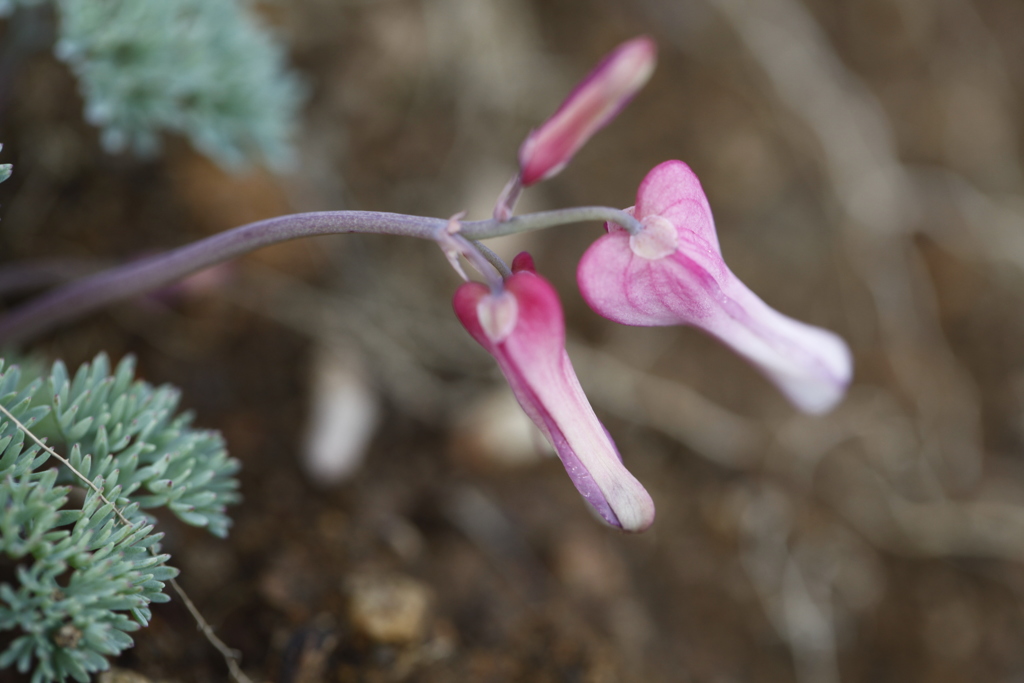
[0,354,241,682]
[1,0,303,170]
[0,143,10,185]
[39,354,241,537]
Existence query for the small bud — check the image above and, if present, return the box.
[510,251,536,273]
[518,36,656,186]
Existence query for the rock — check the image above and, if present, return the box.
[302,346,380,486]
[98,669,162,683]
[346,573,432,644]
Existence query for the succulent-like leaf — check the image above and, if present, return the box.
[0,354,237,681]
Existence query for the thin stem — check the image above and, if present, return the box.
[464,206,641,239]
[168,578,252,683]
[0,206,639,345]
[492,173,523,221]
[433,213,506,291]
[451,233,505,291]
[0,402,136,530]
[470,240,513,279]
[0,211,444,345]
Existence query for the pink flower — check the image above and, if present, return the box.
[518,36,656,187]
[454,253,655,532]
[577,161,853,414]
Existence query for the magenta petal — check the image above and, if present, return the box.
[454,266,655,531]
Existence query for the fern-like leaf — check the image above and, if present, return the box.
[0,354,239,681]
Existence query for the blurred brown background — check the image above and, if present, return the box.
[5,0,1024,681]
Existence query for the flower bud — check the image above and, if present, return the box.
[518,36,656,186]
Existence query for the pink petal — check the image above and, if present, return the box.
[519,37,657,186]
[705,275,852,414]
[578,229,726,326]
[578,161,853,414]
[634,160,721,254]
[454,261,655,531]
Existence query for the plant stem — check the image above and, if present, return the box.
[470,240,513,279]
[462,206,640,239]
[0,206,640,345]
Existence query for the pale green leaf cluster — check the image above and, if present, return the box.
[1,0,304,170]
[0,354,241,682]
[0,143,10,185]
[35,354,242,537]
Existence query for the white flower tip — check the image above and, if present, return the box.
[780,330,854,415]
[609,36,658,94]
[610,486,657,533]
[629,215,678,260]
[477,291,519,343]
[575,466,656,533]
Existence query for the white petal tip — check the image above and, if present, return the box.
[780,334,853,415]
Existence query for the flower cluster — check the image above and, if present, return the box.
[0,36,853,539]
[452,38,852,532]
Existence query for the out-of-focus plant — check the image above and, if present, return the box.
[0,147,10,185]
[0,0,303,169]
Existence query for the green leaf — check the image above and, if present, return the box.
[0,351,240,681]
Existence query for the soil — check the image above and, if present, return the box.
[5,1,1024,682]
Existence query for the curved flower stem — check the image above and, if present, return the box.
[433,213,508,292]
[469,240,513,279]
[0,206,640,345]
[454,237,505,291]
[492,173,523,221]
[0,211,436,345]
[463,206,641,239]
